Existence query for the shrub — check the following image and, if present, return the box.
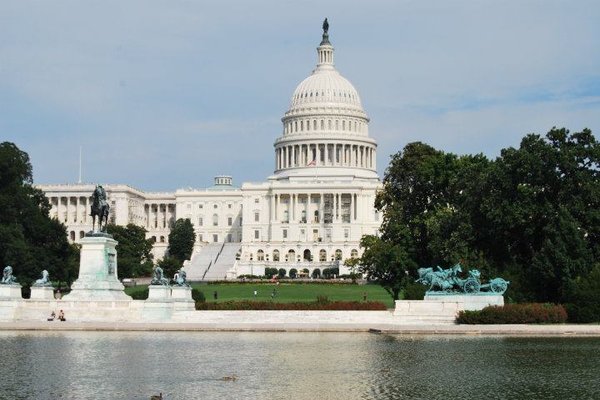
[264,268,278,279]
[311,269,321,278]
[322,267,339,279]
[289,268,298,279]
[130,287,149,300]
[402,283,426,300]
[191,288,205,303]
[277,268,286,279]
[456,303,568,324]
[195,300,387,311]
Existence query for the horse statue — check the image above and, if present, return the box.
[173,269,189,287]
[150,266,170,286]
[33,270,52,287]
[416,264,462,292]
[90,185,110,232]
[1,266,18,285]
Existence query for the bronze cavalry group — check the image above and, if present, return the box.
[417,264,509,294]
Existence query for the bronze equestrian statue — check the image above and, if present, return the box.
[90,185,110,232]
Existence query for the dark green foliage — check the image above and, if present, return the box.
[264,267,278,279]
[564,264,600,323]
[106,223,154,278]
[367,128,599,310]
[0,142,78,288]
[156,256,181,281]
[277,268,286,278]
[167,218,195,263]
[196,300,387,311]
[311,268,321,278]
[129,286,149,300]
[191,288,205,303]
[289,268,298,278]
[456,304,568,324]
[402,282,426,300]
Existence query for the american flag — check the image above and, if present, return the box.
[307,159,316,166]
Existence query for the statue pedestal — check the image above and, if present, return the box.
[30,286,55,300]
[424,293,504,311]
[0,285,22,299]
[171,286,195,311]
[64,235,131,301]
[148,285,171,301]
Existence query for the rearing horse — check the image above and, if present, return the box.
[91,185,110,232]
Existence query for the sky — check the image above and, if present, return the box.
[2,0,600,191]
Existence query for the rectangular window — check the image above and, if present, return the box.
[198,217,203,226]
[344,229,349,239]
[254,198,259,203]
[283,229,288,239]
[228,204,232,209]
[254,230,259,239]
[227,233,232,242]
[228,217,233,226]
[254,212,259,222]
[213,234,218,242]
[199,234,203,242]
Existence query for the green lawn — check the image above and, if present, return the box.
[126,283,395,308]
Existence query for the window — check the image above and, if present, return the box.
[199,234,203,242]
[213,234,219,243]
[227,233,232,242]
[351,249,359,258]
[160,236,165,243]
[257,250,265,261]
[254,230,260,239]
[228,217,233,226]
[335,249,342,260]
[344,229,349,239]
[273,250,280,262]
[255,198,259,203]
[199,204,203,209]
[283,210,289,223]
[254,212,260,222]
[319,249,327,261]
[212,214,218,226]
[283,229,288,239]
[228,203,232,209]
[199,217,203,226]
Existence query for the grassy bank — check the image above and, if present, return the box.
[125,282,395,308]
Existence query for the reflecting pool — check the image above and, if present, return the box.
[0,331,598,399]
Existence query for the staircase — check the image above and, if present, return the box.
[184,243,223,281]
[202,243,240,281]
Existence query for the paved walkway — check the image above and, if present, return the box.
[1,320,599,335]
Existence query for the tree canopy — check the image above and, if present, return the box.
[0,142,78,288]
[167,218,195,263]
[106,223,154,278]
[362,128,600,306]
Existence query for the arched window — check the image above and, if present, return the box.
[335,249,342,260]
[79,231,85,239]
[301,210,307,223]
[273,250,280,262]
[212,213,218,226]
[287,249,295,262]
[70,231,75,241]
[283,210,289,223]
[319,249,327,261]
[257,250,265,261]
[351,249,359,258]
[303,249,312,262]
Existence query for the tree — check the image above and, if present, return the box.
[167,219,195,263]
[106,223,154,278]
[156,256,181,280]
[0,142,78,289]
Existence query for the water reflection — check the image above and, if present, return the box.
[0,332,598,399]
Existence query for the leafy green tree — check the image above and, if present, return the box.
[106,223,154,278]
[156,256,181,280]
[0,142,78,288]
[167,218,195,263]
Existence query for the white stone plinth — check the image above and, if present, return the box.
[0,285,22,299]
[171,286,195,311]
[30,286,55,300]
[148,285,171,301]
[424,293,504,311]
[64,235,131,301]
[393,300,460,324]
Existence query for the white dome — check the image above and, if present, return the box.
[289,69,364,111]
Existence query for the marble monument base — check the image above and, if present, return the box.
[0,285,22,299]
[171,286,195,311]
[424,293,504,311]
[63,235,131,301]
[148,285,171,301]
[30,286,55,300]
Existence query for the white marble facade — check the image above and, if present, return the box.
[37,25,383,276]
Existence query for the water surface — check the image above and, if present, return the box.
[0,331,598,399]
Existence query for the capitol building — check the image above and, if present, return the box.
[38,22,382,280]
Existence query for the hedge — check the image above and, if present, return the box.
[195,300,387,311]
[456,303,568,324]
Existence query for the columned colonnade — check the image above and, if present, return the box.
[275,143,376,170]
[269,192,362,224]
[144,203,176,229]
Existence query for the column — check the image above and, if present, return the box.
[319,192,324,223]
[325,143,329,166]
[270,194,274,222]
